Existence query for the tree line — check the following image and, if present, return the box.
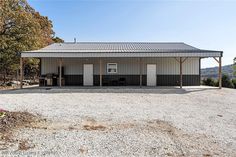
[0,0,63,83]
[203,57,236,88]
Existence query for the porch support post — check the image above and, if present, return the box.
[20,57,24,89]
[99,58,102,87]
[139,58,142,87]
[213,56,222,89]
[59,58,62,87]
[180,57,183,89]
[219,56,222,89]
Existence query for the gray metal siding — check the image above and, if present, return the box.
[101,58,140,75]
[141,58,199,75]
[41,57,200,75]
[41,58,58,75]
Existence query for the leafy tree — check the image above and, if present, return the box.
[24,58,39,78]
[52,37,64,43]
[0,0,57,82]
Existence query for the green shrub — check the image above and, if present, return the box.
[232,79,236,89]
[222,74,234,88]
[202,78,216,86]
[215,80,219,87]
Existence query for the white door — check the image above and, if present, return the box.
[147,64,156,86]
[83,64,93,86]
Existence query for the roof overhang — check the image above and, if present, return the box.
[21,50,223,58]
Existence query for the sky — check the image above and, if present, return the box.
[28,0,236,68]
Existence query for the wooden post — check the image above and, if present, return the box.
[180,57,183,89]
[139,58,142,87]
[99,58,102,87]
[20,57,23,89]
[219,56,222,89]
[59,58,62,87]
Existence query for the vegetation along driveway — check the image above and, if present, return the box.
[0,87,236,156]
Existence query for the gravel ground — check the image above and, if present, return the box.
[0,87,236,156]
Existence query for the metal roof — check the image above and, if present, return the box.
[24,42,199,52]
[21,42,223,58]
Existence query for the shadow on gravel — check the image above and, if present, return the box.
[0,86,218,95]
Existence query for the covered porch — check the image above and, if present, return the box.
[19,56,222,89]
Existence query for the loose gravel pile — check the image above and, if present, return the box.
[0,111,41,152]
[0,111,38,133]
[0,87,235,156]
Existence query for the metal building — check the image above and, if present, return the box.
[20,42,223,88]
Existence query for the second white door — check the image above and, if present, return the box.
[83,64,93,86]
[147,64,157,86]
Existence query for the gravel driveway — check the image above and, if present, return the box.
[0,87,236,156]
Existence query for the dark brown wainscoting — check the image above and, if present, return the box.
[40,74,200,86]
[64,75,83,86]
[94,75,141,86]
[156,75,200,86]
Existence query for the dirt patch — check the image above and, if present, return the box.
[25,118,107,132]
[29,121,77,131]
[107,119,233,156]
[18,139,35,151]
[82,118,106,131]
[0,111,39,133]
[79,147,88,154]
[0,111,41,151]
[114,122,136,130]
[144,120,230,156]
[68,126,76,131]
[147,120,180,135]
[1,115,232,156]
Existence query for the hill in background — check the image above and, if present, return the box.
[201,64,235,79]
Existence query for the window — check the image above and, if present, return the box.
[107,63,117,73]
